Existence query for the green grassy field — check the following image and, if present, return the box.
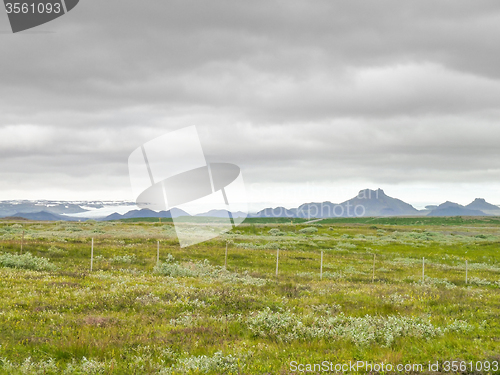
[0,218,499,374]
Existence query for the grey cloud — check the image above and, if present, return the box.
[1,0,500,202]
[2,1,500,115]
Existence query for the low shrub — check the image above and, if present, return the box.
[47,246,68,256]
[467,277,491,286]
[163,351,241,374]
[154,255,266,286]
[0,252,57,271]
[299,227,318,234]
[268,228,285,236]
[246,308,443,346]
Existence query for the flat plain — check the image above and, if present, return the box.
[0,217,499,374]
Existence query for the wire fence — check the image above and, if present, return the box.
[2,232,500,288]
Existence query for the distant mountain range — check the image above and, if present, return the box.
[251,189,419,218]
[0,201,91,218]
[426,199,500,217]
[102,208,190,221]
[466,198,500,213]
[1,190,499,221]
[426,201,482,217]
[251,189,500,218]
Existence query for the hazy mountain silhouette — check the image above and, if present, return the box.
[0,201,88,217]
[427,207,487,216]
[2,193,497,221]
[339,188,420,217]
[101,208,190,221]
[466,198,500,214]
[253,189,420,218]
[427,201,487,217]
[436,201,462,209]
[102,208,189,221]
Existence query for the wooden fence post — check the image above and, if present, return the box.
[90,238,94,272]
[276,248,279,277]
[320,251,323,280]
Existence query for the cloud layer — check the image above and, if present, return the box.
[1,0,500,206]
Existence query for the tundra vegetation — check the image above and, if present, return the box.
[0,216,499,374]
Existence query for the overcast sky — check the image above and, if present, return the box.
[1,0,500,211]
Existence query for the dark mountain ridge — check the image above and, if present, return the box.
[252,189,420,218]
[251,190,499,219]
[101,208,190,221]
[2,193,498,221]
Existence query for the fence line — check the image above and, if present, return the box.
[253,249,477,285]
[4,232,486,286]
